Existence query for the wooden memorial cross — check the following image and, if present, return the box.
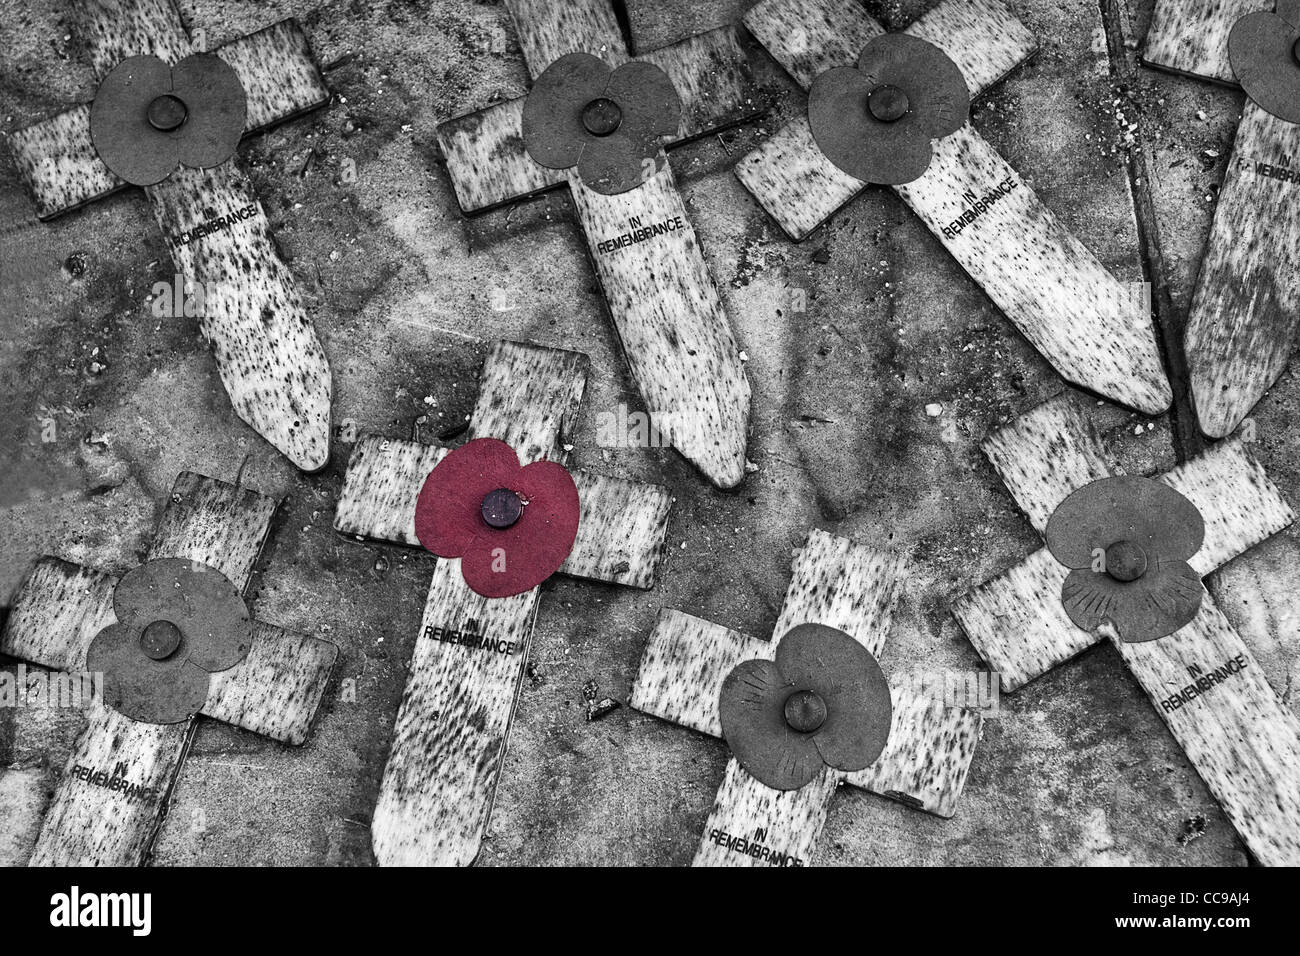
[334,340,673,865]
[0,472,339,866]
[1143,0,1300,436]
[735,0,1172,415]
[952,395,1300,864]
[7,0,333,470]
[629,529,982,866]
[435,0,762,489]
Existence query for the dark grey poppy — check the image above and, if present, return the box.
[90,53,247,186]
[85,558,253,723]
[1229,4,1300,123]
[808,34,969,185]
[718,623,893,791]
[1044,476,1205,643]
[522,52,681,195]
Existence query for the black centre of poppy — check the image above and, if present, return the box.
[1293,37,1300,67]
[147,93,189,132]
[582,97,623,136]
[140,619,182,660]
[1105,540,1148,582]
[481,488,524,529]
[867,84,910,123]
[783,689,828,733]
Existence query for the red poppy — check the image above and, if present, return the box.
[414,438,580,598]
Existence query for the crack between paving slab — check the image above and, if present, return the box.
[1098,0,1205,462]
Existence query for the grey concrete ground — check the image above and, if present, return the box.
[1,0,1297,866]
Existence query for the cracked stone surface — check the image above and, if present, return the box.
[1,0,1297,866]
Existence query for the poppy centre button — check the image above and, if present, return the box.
[582,97,622,136]
[139,619,182,660]
[481,487,524,528]
[1293,37,1300,65]
[1104,540,1147,582]
[867,84,910,122]
[147,93,188,131]
[784,689,828,733]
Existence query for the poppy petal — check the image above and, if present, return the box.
[605,61,681,142]
[89,55,179,186]
[459,459,580,597]
[112,558,252,673]
[1045,476,1205,570]
[86,622,211,724]
[1061,561,1203,642]
[719,659,825,791]
[576,133,666,194]
[170,53,247,169]
[857,34,969,140]
[523,52,612,170]
[808,66,936,184]
[414,438,523,559]
[1229,13,1300,124]
[774,623,893,772]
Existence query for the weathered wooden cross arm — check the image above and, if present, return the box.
[1143,0,1300,437]
[434,0,762,489]
[631,529,982,866]
[333,340,672,865]
[735,0,1172,416]
[6,0,334,470]
[953,395,1300,865]
[1,472,338,866]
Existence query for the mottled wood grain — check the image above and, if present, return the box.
[633,530,982,864]
[632,606,983,822]
[73,0,191,77]
[505,0,628,76]
[335,437,449,544]
[0,560,117,671]
[16,473,336,866]
[897,126,1172,415]
[436,97,568,213]
[1185,104,1300,437]
[570,166,751,488]
[204,621,339,745]
[955,398,1294,689]
[366,340,670,865]
[6,106,124,220]
[742,0,885,90]
[637,26,762,142]
[694,762,837,866]
[434,5,756,487]
[28,711,191,867]
[218,19,330,133]
[436,25,758,214]
[843,683,981,818]
[630,609,769,737]
[773,528,906,650]
[1114,592,1300,866]
[464,340,588,462]
[954,396,1300,863]
[146,165,333,470]
[1142,0,1268,82]
[371,563,540,866]
[7,3,334,470]
[736,0,1037,239]
[8,18,326,221]
[980,395,1112,535]
[1140,3,1300,438]
[738,1,1170,414]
